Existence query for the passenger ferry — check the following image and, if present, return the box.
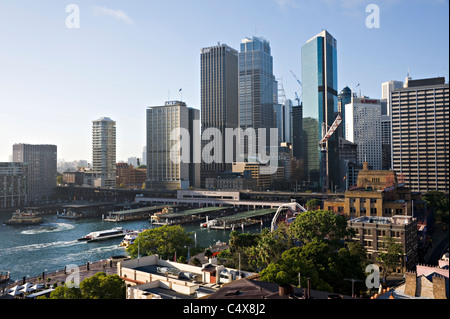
[78,227,132,243]
[3,210,43,226]
[118,229,146,248]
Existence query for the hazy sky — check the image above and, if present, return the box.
[0,0,448,163]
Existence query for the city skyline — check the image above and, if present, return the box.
[0,0,448,163]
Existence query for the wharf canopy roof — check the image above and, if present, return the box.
[156,206,231,219]
[214,208,277,223]
[108,205,180,216]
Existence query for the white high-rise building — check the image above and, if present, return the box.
[146,101,200,190]
[345,97,382,170]
[381,80,403,116]
[92,117,116,188]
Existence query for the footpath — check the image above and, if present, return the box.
[2,259,118,298]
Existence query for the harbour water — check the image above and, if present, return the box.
[0,212,266,282]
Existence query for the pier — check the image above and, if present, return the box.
[208,208,278,230]
[150,206,235,225]
[103,205,182,222]
[57,203,115,219]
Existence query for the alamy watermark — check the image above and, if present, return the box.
[366,4,380,29]
[365,264,380,289]
[64,264,80,288]
[169,122,279,174]
[65,4,80,29]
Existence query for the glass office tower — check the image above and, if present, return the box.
[301,30,339,190]
[239,36,277,157]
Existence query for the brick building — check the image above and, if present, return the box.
[348,215,418,273]
[324,162,423,219]
[116,163,147,188]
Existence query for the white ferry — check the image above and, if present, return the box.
[118,229,146,248]
[78,227,132,243]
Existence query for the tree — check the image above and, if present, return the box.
[42,286,82,299]
[56,173,63,185]
[246,227,293,271]
[260,244,333,292]
[126,225,194,260]
[376,236,403,283]
[80,272,126,299]
[289,210,351,245]
[228,231,260,253]
[424,191,449,223]
[305,198,321,211]
[260,241,367,295]
[41,272,125,299]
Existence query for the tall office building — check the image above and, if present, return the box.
[381,115,392,170]
[0,162,28,208]
[301,30,339,189]
[146,101,200,190]
[345,97,382,170]
[338,86,352,138]
[291,103,303,160]
[391,77,449,193]
[380,80,403,170]
[381,80,403,116]
[281,99,293,143]
[200,43,239,185]
[13,144,57,203]
[92,117,116,188]
[239,36,277,156]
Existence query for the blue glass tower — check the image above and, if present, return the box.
[301,30,339,190]
[239,36,277,156]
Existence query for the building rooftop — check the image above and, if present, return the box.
[350,215,414,225]
[206,277,355,299]
[94,117,115,122]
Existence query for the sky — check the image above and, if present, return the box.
[0,0,448,163]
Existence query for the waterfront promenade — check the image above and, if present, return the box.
[1,259,118,298]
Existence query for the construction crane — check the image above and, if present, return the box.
[294,92,300,106]
[319,114,342,194]
[290,70,302,101]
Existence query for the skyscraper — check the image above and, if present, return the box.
[200,43,239,185]
[381,80,403,116]
[146,101,200,190]
[338,86,352,138]
[291,101,303,159]
[380,80,403,170]
[92,117,116,188]
[282,99,293,143]
[13,144,57,203]
[391,77,449,193]
[301,30,339,189]
[239,36,277,157]
[345,97,382,170]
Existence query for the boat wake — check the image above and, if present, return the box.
[21,223,75,235]
[0,240,83,254]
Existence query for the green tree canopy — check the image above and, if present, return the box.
[246,226,294,271]
[44,286,82,299]
[126,225,194,260]
[305,198,321,211]
[424,191,449,223]
[377,236,403,282]
[41,272,125,299]
[80,272,126,299]
[260,241,367,295]
[289,210,351,245]
[228,231,260,253]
